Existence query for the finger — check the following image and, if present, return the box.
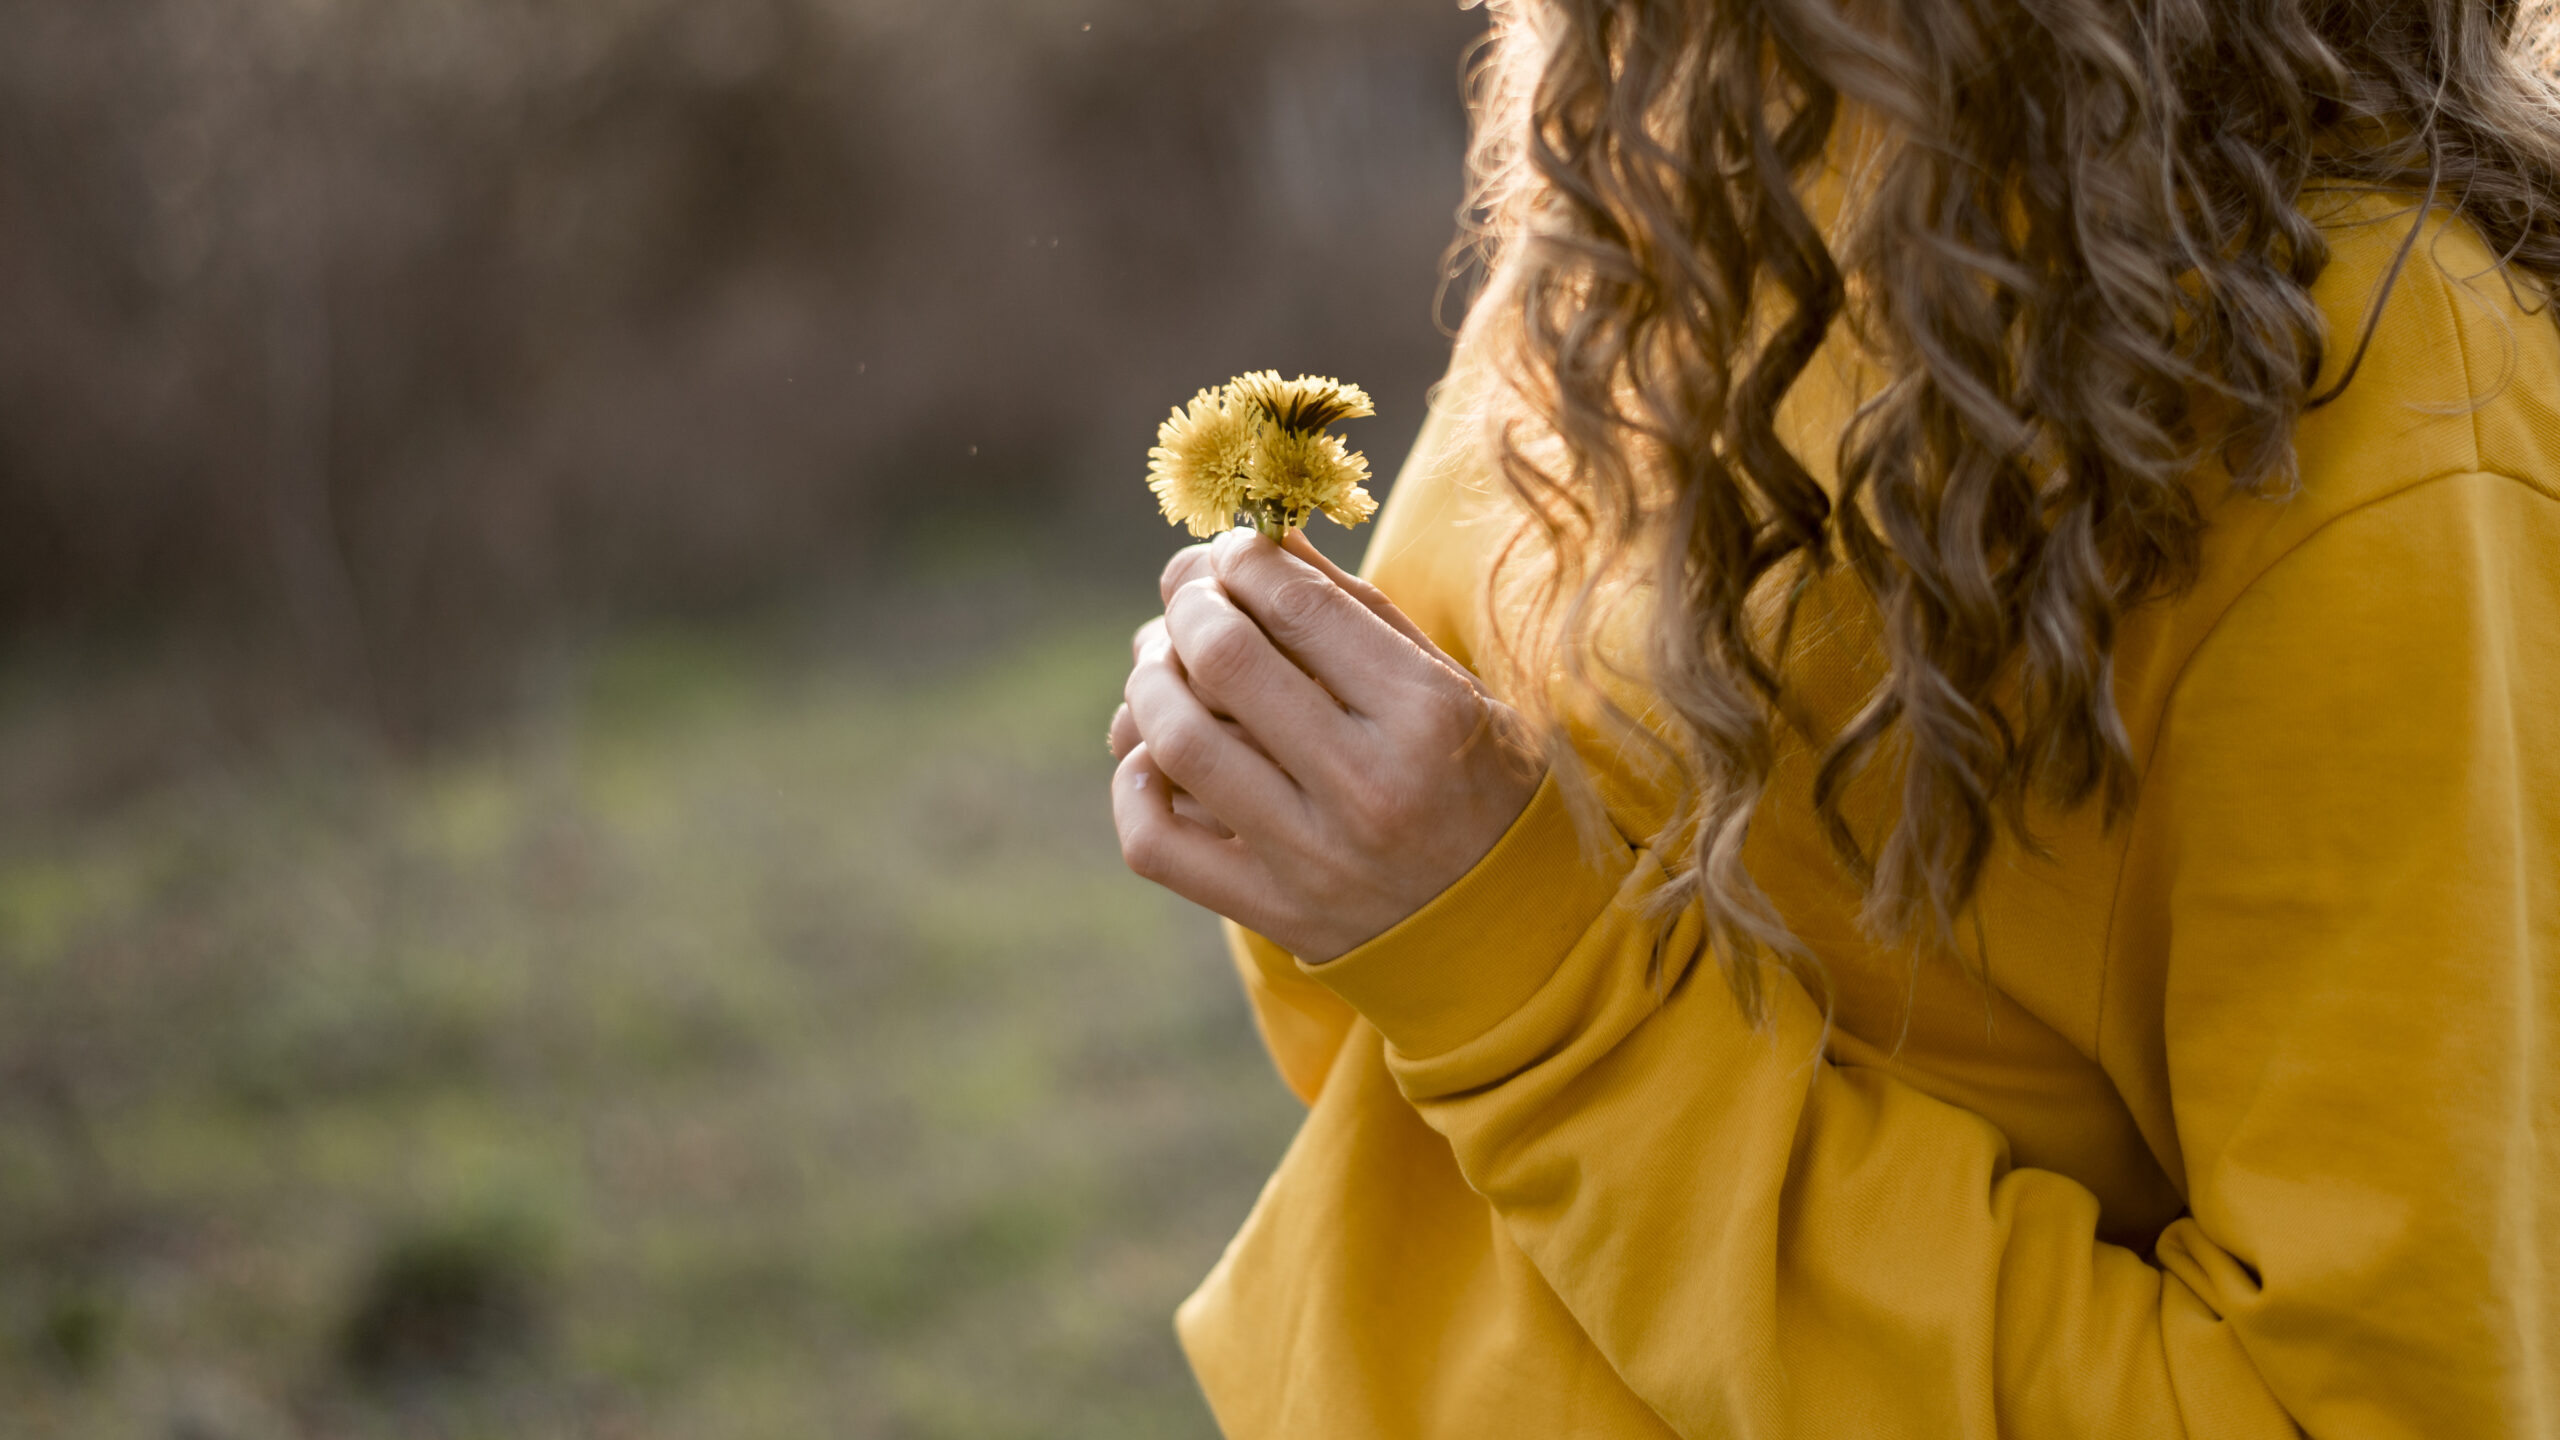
[1131,615,1167,663]
[1113,745,1261,914]
[1113,697,1268,766]
[1279,530,1485,694]
[1136,613,1250,723]
[1108,701,1139,760]
[1125,628,1309,835]
[1163,577,1360,783]
[1117,699,1240,833]
[1169,790,1234,839]
[1207,528,1438,717]
[1159,542,1216,605]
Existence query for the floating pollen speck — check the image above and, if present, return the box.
[1146,372,1376,540]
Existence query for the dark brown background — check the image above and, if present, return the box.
[0,0,1481,737]
[0,3,1483,1436]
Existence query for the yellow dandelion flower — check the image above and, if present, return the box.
[1245,426,1374,535]
[1319,477,1380,529]
[1146,386,1257,537]
[1147,370,1379,540]
[1230,371,1375,435]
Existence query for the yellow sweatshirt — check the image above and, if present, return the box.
[1175,192,2560,1437]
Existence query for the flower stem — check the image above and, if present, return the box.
[1247,501,1291,543]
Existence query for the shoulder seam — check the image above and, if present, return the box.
[2137,467,2555,778]
[2444,230,2489,475]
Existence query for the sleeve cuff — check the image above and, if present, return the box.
[1302,772,1636,1059]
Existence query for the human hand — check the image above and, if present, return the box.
[1108,528,1544,963]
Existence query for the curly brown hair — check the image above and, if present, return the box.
[1461,0,2560,1018]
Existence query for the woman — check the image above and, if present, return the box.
[1110,0,2560,1434]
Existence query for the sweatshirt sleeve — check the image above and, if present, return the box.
[1219,921,1355,1106]
[1300,471,2560,1438]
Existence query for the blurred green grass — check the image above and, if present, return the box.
[0,598,1303,1439]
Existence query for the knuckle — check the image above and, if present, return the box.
[1264,575,1339,638]
[1182,616,1256,691]
[1130,616,1166,659]
[1121,823,1173,881]
[1417,682,1484,744]
[1151,717,1219,785]
[1159,545,1212,602]
[1127,634,1180,697]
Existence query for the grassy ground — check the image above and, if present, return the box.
[0,585,1304,1438]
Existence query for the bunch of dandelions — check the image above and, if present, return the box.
[1146,371,1378,541]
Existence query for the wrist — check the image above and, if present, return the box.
[1303,772,1635,1059]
